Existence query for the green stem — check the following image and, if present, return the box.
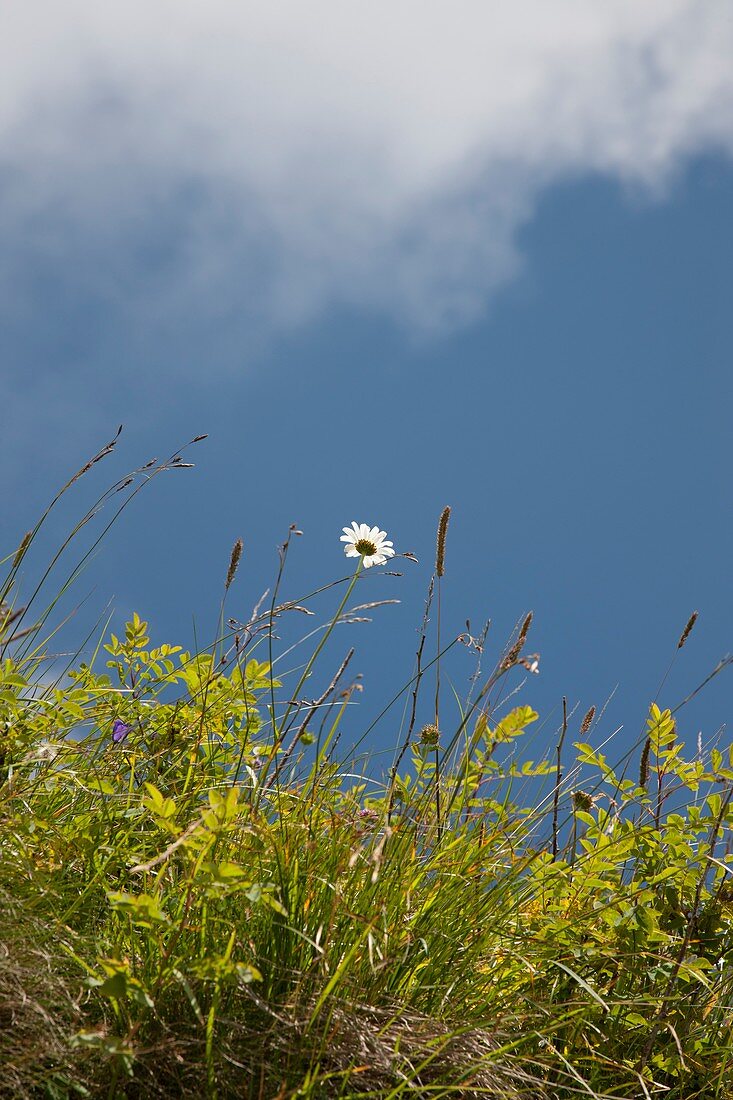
[252,559,363,810]
[274,561,363,750]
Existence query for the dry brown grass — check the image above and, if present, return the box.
[0,911,550,1100]
[0,891,90,1099]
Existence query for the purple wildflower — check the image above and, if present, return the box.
[112,719,132,744]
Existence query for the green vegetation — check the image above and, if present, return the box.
[1,442,732,1098]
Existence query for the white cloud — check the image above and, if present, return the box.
[1,1,732,339]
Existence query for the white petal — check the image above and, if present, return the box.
[344,545,359,558]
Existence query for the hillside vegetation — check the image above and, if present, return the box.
[1,440,731,1098]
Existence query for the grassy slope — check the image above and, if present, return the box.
[1,457,732,1099]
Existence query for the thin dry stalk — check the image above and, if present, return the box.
[270,648,355,787]
[552,697,568,861]
[2,434,205,658]
[643,609,702,735]
[434,507,451,722]
[265,524,302,758]
[388,576,434,822]
[60,424,123,494]
[672,655,733,714]
[433,507,450,842]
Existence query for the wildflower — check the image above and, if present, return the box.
[572,790,593,813]
[419,723,441,748]
[355,808,379,835]
[112,719,132,744]
[340,522,395,568]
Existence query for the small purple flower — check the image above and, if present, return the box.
[112,719,132,744]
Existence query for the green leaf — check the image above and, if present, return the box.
[143,782,177,820]
[550,960,610,1011]
[89,960,154,1009]
[107,891,169,926]
[85,778,116,796]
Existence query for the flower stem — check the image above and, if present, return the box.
[261,558,363,787]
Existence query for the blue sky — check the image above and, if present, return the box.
[1,4,731,769]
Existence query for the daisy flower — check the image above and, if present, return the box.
[340,522,395,568]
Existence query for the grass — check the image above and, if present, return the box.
[1,438,732,1099]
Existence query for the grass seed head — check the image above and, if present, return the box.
[12,530,32,569]
[639,737,651,788]
[435,506,451,577]
[225,538,244,590]
[677,610,699,650]
[580,706,596,734]
[501,612,533,670]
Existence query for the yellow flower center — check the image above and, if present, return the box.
[355,538,377,556]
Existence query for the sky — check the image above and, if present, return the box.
[1,2,731,773]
